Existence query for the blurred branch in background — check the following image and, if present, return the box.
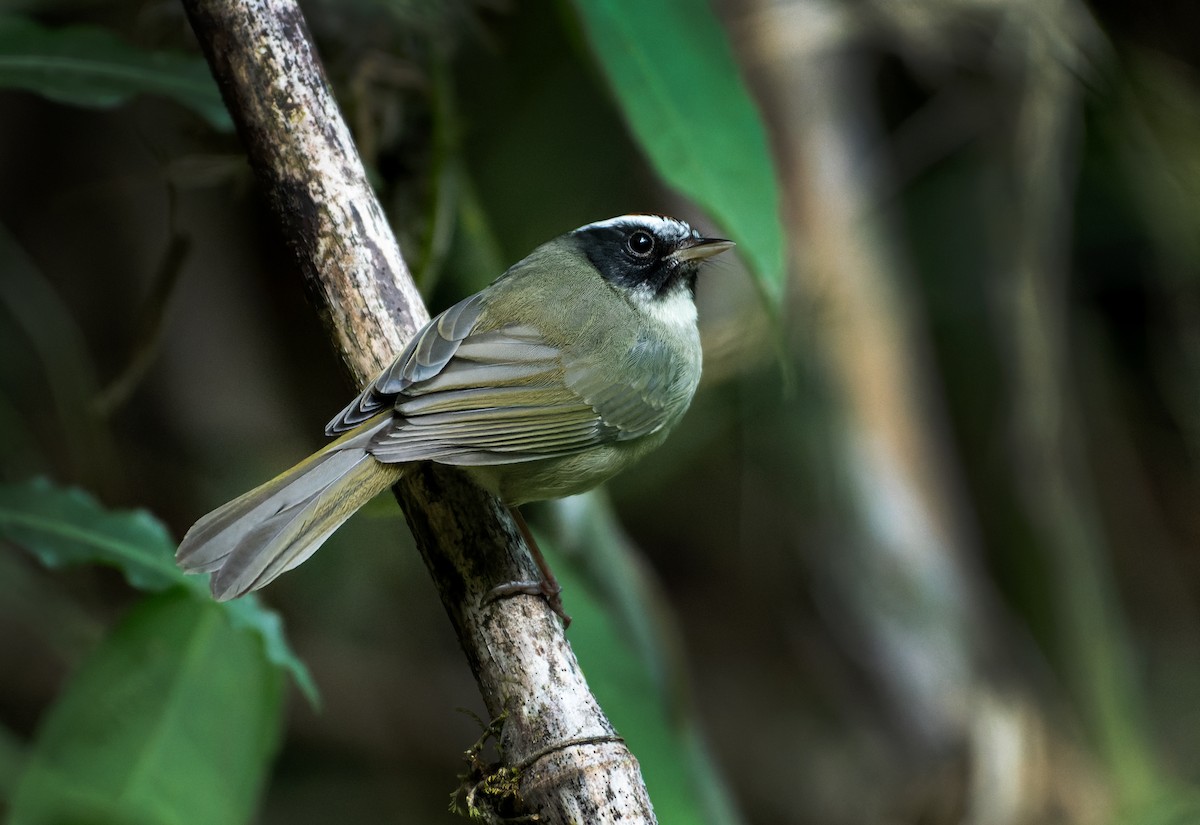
[745,0,989,742]
[733,0,1199,821]
[740,2,1060,820]
[986,0,1163,805]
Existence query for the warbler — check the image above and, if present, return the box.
[177,214,733,603]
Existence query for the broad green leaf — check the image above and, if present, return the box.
[569,0,786,304]
[0,15,230,130]
[9,590,283,825]
[0,477,318,704]
[0,476,188,593]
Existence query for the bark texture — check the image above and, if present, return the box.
[181,1,656,820]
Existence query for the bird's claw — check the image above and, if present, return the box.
[483,579,572,628]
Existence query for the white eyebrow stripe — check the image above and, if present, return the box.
[574,214,693,238]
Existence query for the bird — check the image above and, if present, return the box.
[176,214,733,610]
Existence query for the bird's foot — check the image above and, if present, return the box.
[483,579,572,629]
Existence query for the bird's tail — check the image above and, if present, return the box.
[176,415,402,601]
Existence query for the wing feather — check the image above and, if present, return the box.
[325,293,487,434]
[326,292,684,468]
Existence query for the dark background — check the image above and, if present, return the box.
[3,0,1200,822]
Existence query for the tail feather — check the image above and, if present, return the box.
[177,415,402,600]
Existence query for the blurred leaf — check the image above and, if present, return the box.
[8,589,283,825]
[0,477,318,704]
[1117,790,1200,825]
[0,722,24,802]
[542,493,678,697]
[568,0,785,305]
[547,535,743,825]
[0,15,231,130]
[0,220,115,490]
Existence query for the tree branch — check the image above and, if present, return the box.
[180,1,656,821]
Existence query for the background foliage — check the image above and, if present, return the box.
[2,0,1200,823]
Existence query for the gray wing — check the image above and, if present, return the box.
[325,293,486,435]
[327,295,680,466]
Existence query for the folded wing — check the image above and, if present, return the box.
[326,293,680,467]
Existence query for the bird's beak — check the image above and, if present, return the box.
[670,236,735,263]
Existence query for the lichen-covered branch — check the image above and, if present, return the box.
[180,1,655,820]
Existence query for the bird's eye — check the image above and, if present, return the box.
[627,230,655,258]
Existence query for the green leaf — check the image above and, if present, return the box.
[542,498,744,825]
[9,590,283,825]
[0,477,319,705]
[0,476,185,592]
[568,0,786,304]
[0,15,230,131]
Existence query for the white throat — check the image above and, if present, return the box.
[639,282,699,334]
